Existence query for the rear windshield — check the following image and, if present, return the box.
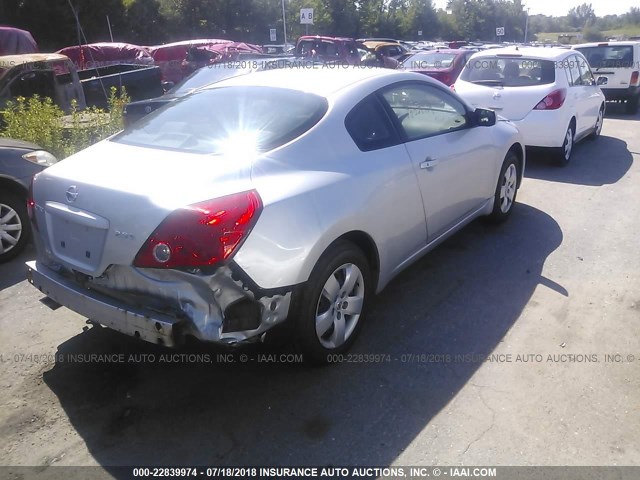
[113,86,328,154]
[297,40,339,57]
[575,46,635,69]
[460,57,555,87]
[403,52,457,69]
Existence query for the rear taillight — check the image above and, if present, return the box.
[631,71,639,86]
[27,179,38,231]
[534,89,566,110]
[133,190,262,269]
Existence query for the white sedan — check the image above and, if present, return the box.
[454,47,606,166]
[27,67,524,363]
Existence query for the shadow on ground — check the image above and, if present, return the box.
[0,243,35,291]
[603,100,640,121]
[525,135,633,186]
[40,203,563,472]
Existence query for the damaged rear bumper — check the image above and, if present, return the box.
[25,260,293,347]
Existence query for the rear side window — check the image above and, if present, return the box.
[576,45,635,68]
[114,86,328,154]
[461,57,555,86]
[345,96,398,151]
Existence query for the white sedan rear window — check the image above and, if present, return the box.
[461,57,555,87]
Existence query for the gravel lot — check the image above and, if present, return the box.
[0,103,638,474]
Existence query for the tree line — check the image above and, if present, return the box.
[1,0,639,51]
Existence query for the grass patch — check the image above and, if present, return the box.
[535,26,640,43]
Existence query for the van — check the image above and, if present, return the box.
[574,41,640,114]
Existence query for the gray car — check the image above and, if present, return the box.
[0,138,57,262]
[26,68,525,363]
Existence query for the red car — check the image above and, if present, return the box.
[295,36,362,65]
[401,49,475,86]
[148,39,232,84]
[56,42,154,70]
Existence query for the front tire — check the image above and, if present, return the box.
[0,191,31,264]
[487,151,519,224]
[292,240,373,365]
[553,123,574,167]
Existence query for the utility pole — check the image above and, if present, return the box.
[524,7,530,44]
[281,0,287,47]
[106,15,114,42]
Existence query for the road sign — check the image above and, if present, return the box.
[418,30,423,36]
[300,8,314,24]
[270,28,276,42]
[496,27,505,36]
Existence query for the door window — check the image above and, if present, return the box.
[566,55,584,86]
[380,83,468,141]
[576,55,595,85]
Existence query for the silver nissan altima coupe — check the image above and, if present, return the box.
[26,67,524,363]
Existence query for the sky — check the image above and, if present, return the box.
[433,0,638,17]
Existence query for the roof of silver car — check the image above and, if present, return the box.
[205,65,404,96]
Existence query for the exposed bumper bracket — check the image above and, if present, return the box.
[26,261,178,347]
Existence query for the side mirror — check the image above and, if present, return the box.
[596,76,608,86]
[20,72,37,81]
[473,108,496,127]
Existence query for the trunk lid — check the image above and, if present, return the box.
[418,70,455,86]
[33,140,254,276]
[455,80,554,121]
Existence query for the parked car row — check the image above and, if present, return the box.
[6,39,638,364]
[400,41,639,119]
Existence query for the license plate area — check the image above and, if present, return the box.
[45,202,109,272]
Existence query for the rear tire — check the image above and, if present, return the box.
[589,106,604,140]
[291,240,373,365]
[553,123,574,167]
[0,191,31,264]
[626,95,639,115]
[486,151,519,224]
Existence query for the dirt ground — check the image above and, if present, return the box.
[0,104,638,476]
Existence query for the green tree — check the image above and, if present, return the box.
[122,0,167,44]
[403,0,439,40]
[568,3,596,29]
[625,7,640,25]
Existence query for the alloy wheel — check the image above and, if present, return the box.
[564,128,573,161]
[595,109,603,136]
[499,163,517,213]
[0,203,23,255]
[315,263,365,349]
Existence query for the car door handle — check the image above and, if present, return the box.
[420,157,439,169]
